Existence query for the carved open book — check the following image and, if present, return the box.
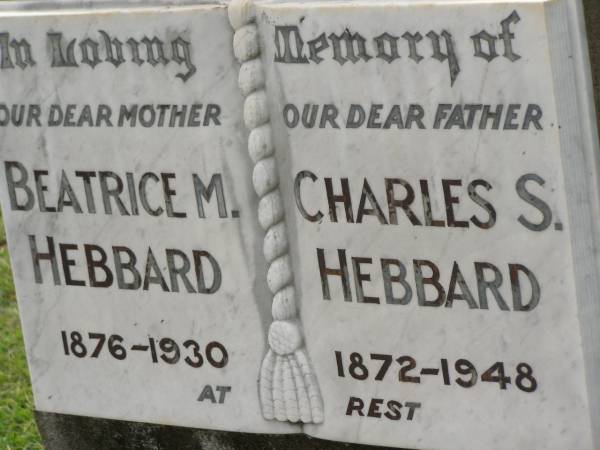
[0,1,598,449]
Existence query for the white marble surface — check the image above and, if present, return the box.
[256,0,598,448]
[1,0,599,448]
[0,3,298,435]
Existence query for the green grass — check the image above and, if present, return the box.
[0,216,43,450]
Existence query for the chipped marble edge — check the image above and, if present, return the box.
[0,0,556,16]
[0,0,230,17]
[254,0,553,11]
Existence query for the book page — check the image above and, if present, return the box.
[256,0,597,447]
[0,3,298,434]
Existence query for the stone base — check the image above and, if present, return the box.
[35,411,402,450]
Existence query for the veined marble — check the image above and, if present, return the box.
[0,2,297,435]
[0,0,599,449]
[255,0,600,448]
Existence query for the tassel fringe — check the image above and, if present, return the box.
[228,0,324,424]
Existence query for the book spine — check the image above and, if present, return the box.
[228,0,324,424]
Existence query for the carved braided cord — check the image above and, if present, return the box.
[228,0,324,424]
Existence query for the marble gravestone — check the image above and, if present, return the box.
[0,0,599,449]
[257,0,600,448]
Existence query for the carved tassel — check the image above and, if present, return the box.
[228,0,324,424]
